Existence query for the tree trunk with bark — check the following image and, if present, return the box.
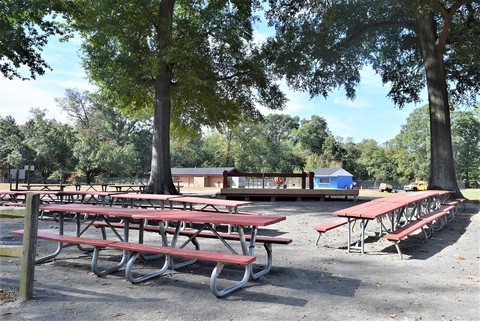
[146,0,178,195]
[416,13,462,197]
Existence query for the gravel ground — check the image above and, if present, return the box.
[0,197,478,321]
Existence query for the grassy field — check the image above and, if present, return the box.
[359,188,479,200]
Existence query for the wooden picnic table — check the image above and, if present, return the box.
[331,190,451,254]
[21,183,72,191]
[37,203,146,264]
[110,193,183,209]
[170,196,252,213]
[0,190,63,204]
[109,184,147,193]
[0,190,26,202]
[27,203,287,296]
[73,183,111,192]
[59,190,124,205]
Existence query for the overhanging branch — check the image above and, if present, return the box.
[334,20,416,50]
[436,0,473,52]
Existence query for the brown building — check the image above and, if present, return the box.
[171,167,240,188]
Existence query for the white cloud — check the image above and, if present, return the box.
[0,77,67,123]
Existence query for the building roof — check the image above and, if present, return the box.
[171,167,238,176]
[313,168,353,177]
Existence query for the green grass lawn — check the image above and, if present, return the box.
[460,189,480,200]
[359,188,479,201]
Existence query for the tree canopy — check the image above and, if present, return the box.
[265,0,479,196]
[68,0,286,193]
[0,0,70,80]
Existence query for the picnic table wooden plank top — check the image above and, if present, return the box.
[378,190,447,203]
[171,196,252,207]
[332,199,384,216]
[333,201,406,218]
[332,190,451,218]
[110,193,183,201]
[39,203,150,218]
[59,190,124,196]
[131,209,285,227]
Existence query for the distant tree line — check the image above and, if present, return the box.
[1,89,478,188]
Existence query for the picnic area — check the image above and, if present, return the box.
[0,186,478,320]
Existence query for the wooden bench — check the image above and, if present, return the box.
[108,241,256,297]
[10,229,119,268]
[383,205,453,259]
[313,218,352,246]
[90,220,291,280]
[453,198,466,212]
[421,205,455,224]
[10,229,257,297]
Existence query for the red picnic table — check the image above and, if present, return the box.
[21,203,287,297]
[331,190,452,254]
[110,193,183,209]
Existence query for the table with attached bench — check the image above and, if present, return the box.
[59,190,124,205]
[11,203,289,297]
[315,190,456,257]
[21,183,72,191]
[169,196,252,213]
[73,183,111,192]
[109,184,147,193]
[110,193,183,209]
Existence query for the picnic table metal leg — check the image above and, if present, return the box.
[210,262,251,298]
[36,213,64,264]
[123,252,170,284]
[166,222,201,270]
[359,219,370,254]
[210,224,253,297]
[246,226,272,280]
[347,218,352,252]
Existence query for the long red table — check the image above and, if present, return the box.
[110,194,253,233]
[37,203,286,279]
[169,196,252,213]
[38,204,145,264]
[110,193,183,209]
[332,190,452,253]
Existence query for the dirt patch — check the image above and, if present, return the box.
[0,289,17,303]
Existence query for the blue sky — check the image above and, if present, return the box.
[0,23,426,144]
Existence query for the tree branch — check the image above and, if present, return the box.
[216,70,251,82]
[334,20,416,50]
[436,0,472,52]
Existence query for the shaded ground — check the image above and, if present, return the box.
[0,197,478,321]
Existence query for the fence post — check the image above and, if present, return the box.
[222,171,229,188]
[308,172,315,189]
[19,193,39,301]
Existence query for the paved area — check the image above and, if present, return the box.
[0,198,478,321]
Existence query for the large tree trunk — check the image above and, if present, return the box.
[417,13,462,197]
[146,0,178,195]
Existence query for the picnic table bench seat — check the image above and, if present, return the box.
[442,198,466,213]
[383,205,454,259]
[108,241,256,297]
[90,221,292,245]
[10,229,257,297]
[314,218,352,246]
[90,220,291,280]
[10,229,120,268]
